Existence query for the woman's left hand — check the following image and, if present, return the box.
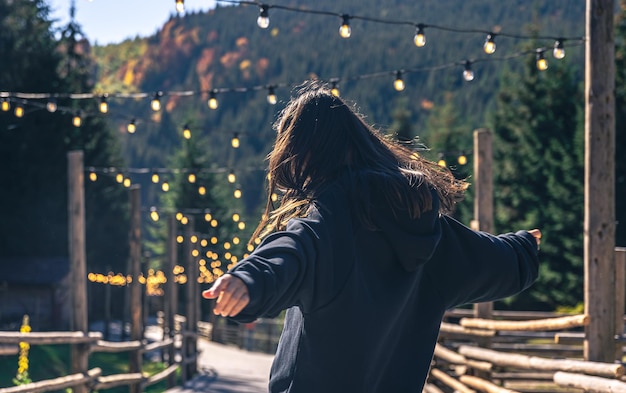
[202,274,250,317]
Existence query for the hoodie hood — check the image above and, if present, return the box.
[372,189,442,272]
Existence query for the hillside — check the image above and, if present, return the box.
[91,0,586,215]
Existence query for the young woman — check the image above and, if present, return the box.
[203,82,541,393]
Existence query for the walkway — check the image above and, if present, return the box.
[164,338,274,393]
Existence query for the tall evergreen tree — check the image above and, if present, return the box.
[490,52,584,310]
[0,0,129,322]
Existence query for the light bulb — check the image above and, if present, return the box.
[188,173,196,183]
[198,186,206,195]
[463,60,475,81]
[536,51,548,71]
[208,91,218,109]
[123,177,131,187]
[72,112,82,127]
[14,105,24,118]
[232,213,240,222]
[46,99,57,113]
[162,181,170,192]
[99,95,108,113]
[267,86,277,105]
[183,124,191,139]
[151,172,159,183]
[414,25,426,47]
[234,189,242,198]
[257,5,270,28]
[330,81,340,97]
[393,71,405,91]
[204,213,212,221]
[89,171,97,181]
[231,133,240,148]
[339,15,351,38]
[175,0,184,13]
[150,208,159,222]
[553,40,565,59]
[116,173,124,183]
[227,171,236,184]
[238,222,246,230]
[458,154,468,165]
[484,34,496,54]
[151,92,162,111]
[1,99,10,112]
[127,119,136,133]
[437,159,446,167]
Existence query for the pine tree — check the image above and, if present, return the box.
[490,52,584,310]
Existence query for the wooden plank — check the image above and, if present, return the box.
[584,0,617,363]
[67,151,88,393]
[0,368,101,393]
[142,364,179,388]
[90,340,143,353]
[429,368,475,393]
[440,322,495,337]
[93,372,143,391]
[458,345,624,378]
[459,375,521,393]
[460,314,588,331]
[0,331,101,344]
[554,371,626,392]
[473,129,494,320]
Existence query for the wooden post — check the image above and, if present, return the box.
[68,151,88,393]
[584,0,616,362]
[472,129,494,319]
[184,217,198,379]
[128,186,143,393]
[165,214,178,388]
[616,247,626,361]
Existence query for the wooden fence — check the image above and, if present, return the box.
[0,315,193,393]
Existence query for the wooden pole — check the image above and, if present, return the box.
[184,217,198,379]
[616,247,626,361]
[165,214,178,388]
[472,129,494,319]
[128,185,143,393]
[67,151,88,393]
[584,0,616,362]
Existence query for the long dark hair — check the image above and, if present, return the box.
[251,82,467,241]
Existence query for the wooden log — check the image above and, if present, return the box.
[434,344,493,372]
[429,368,475,393]
[459,375,520,393]
[128,185,142,393]
[460,315,589,331]
[0,331,102,345]
[440,322,496,337]
[0,368,101,393]
[446,309,570,321]
[458,345,624,378]
[91,340,143,353]
[554,371,626,392]
[616,247,626,361]
[93,372,143,391]
[423,383,445,393]
[142,364,179,388]
[491,372,554,381]
[143,337,174,353]
[0,345,18,355]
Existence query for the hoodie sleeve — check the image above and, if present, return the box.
[425,215,540,310]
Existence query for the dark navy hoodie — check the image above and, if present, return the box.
[228,179,539,393]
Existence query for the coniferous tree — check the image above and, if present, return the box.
[490,52,584,310]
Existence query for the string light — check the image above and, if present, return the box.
[536,50,548,71]
[151,171,160,183]
[257,4,270,28]
[413,24,426,47]
[151,92,162,111]
[553,39,565,59]
[198,185,207,195]
[234,188,242,198]
[162,180,170,192]
[393,71,405,92]
[89,171,97,181]
[14,105,24,118]
[99,95,108,114]
[127,119,136,133]
[183,124,191,139]
[339,14,351,38]
[231,132,240,148]
[0,98,9,112]
[267,86,277,105]
[227,170,236,184]
[462,60,475,82]
[116,173,124,183]
[458,152,468,165]
[46,99,57,113]
[238,222,246,230]
[483,33,496,54]
[207,90,218,109]
[175,0,184,13]
[232,213,240,222]
[123,177,131,188]
[72,111,82,127]
[188,172,196,183]
[330,81,340,97]
[437,153,446,167]
[150,207,159,222]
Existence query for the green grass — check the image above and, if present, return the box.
[0,344,180,392]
